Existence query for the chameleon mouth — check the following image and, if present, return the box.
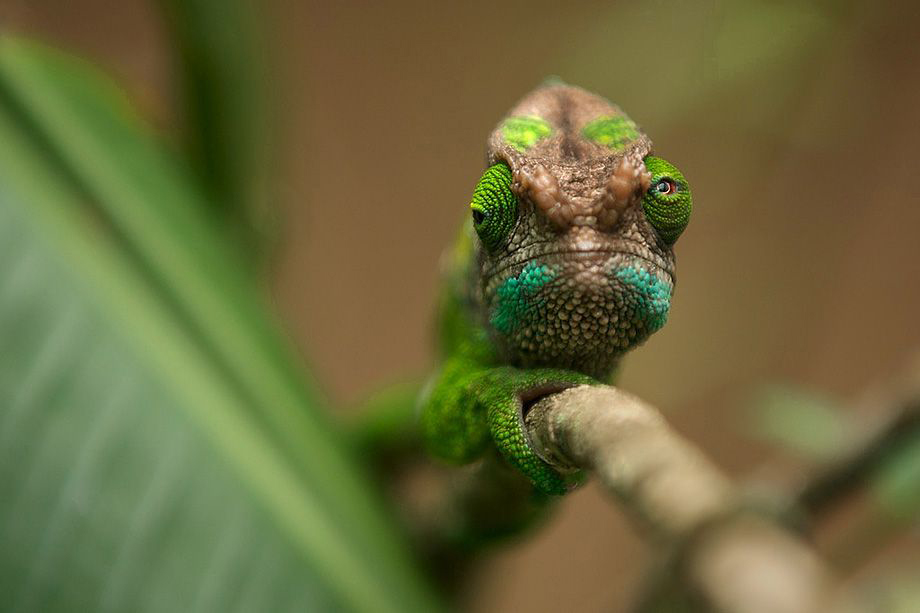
[485,245,672,284]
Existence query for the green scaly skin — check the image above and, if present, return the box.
[422,82,693,496]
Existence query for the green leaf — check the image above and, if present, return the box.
[158,0,273,248]
[0,36,439,612]
[750,384,850,460]
[872,436,920,520]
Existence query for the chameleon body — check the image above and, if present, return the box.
[421,83,692,495]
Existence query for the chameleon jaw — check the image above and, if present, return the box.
[485,250,674,380]
[482,237,674,286]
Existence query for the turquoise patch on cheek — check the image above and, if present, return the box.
[614,266,672,333]
[490,263,555,335]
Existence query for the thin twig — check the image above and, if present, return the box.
[796,397,920,520]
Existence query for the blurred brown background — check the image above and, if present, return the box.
[4,0,919,610]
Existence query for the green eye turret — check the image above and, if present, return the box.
[470,163,518,251]
[641,156,692,244]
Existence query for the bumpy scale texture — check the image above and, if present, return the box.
[471,163,518,251]
[422,83,688,495]
[490,262,555,335]
[642,156,693,244]
[614,266,671,334]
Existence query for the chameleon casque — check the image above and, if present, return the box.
[421,82,692,496]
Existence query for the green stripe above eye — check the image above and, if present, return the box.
[582,115,640,150]
[500,116,552,152]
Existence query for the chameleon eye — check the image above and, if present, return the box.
[470,163,518,251]
[642,156,692,244]
[654,178,678,195]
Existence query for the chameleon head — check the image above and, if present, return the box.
[470,83,692,379]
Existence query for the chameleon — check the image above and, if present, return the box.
[420,82,692,496]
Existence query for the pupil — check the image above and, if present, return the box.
[472,209,485,224]
[656,179,674,194]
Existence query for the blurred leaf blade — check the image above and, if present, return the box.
[872,435,920,520]
[751,384,850,460]
[0,35,408,559]
[0,36,439,612]
[158,0,272,248]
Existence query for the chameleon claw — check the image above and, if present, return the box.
[481,368,594,496]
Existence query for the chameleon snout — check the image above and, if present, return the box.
[518,159,650,232]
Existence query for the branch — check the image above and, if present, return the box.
[527,385,733,537]
[795,396,920,520]
[525,385,862,613]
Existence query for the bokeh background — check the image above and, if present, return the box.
[4,0,919,610]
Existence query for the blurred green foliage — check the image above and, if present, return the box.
[159,0,273,251]
[559,0,836,132]
[0,15,437,613]
[872,436,920,519]
[751,384,850,460]
[869,576,920,613]
[752,384,920,522]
